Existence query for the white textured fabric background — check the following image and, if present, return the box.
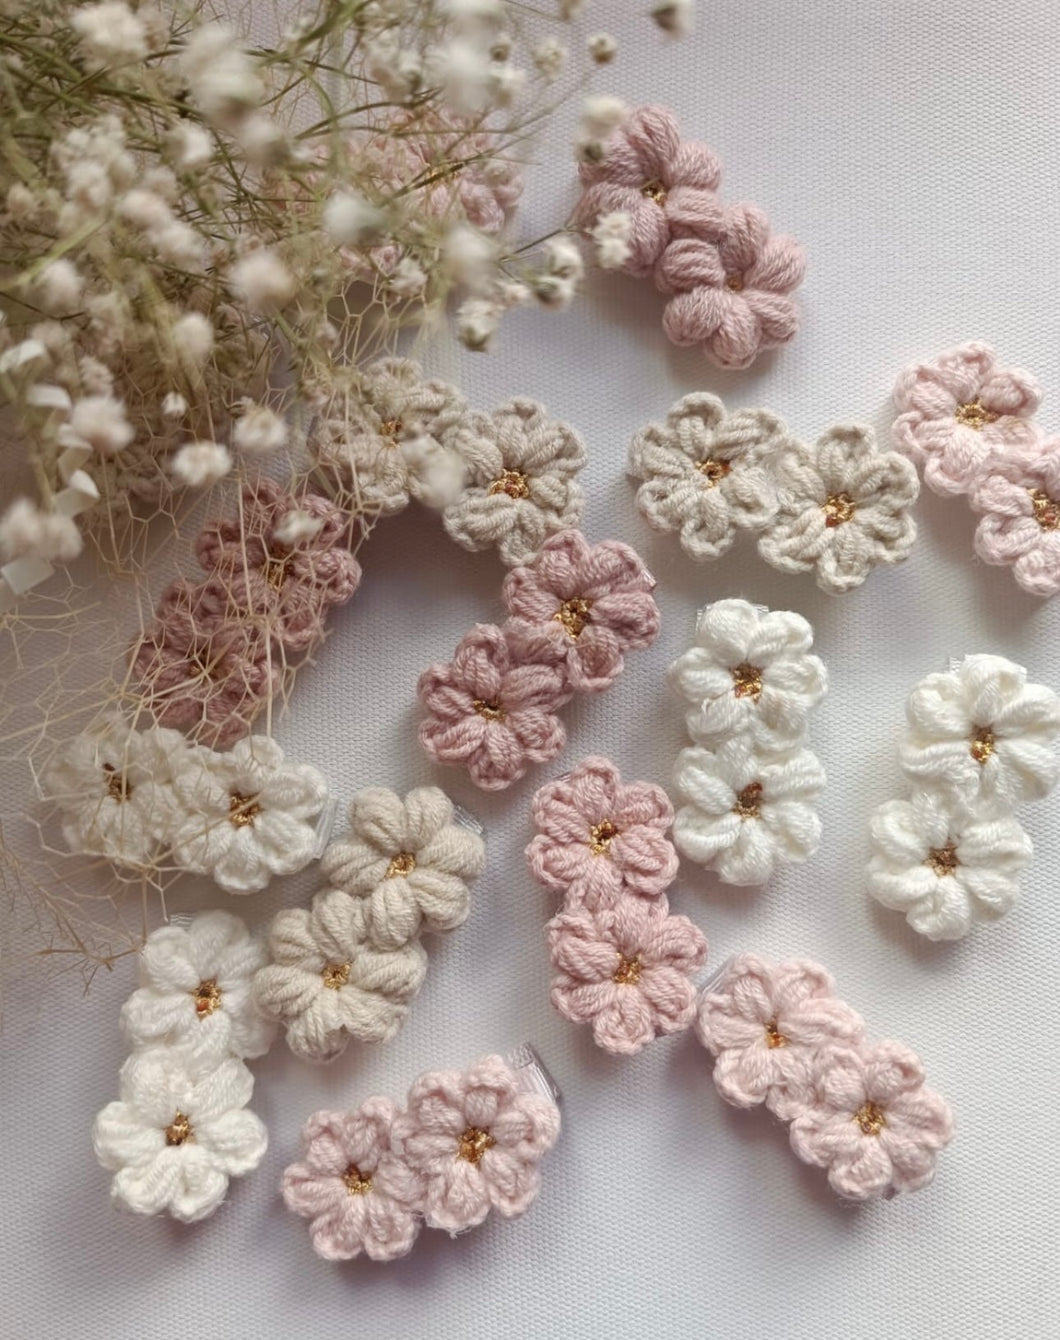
[4,2,1060,1336]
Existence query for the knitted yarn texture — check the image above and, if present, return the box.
[970,436,1060,598]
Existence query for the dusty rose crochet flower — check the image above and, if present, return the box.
[970,436,1060,597]
[502,530,659,693]
[695,955,864,1120]
[418,624,571,790]
[893,342,1042,497]
[548,902,707,1055]
[573,104,722,279]
[790,1041,954,1201]
[527,756,678,911]
[392,1054,560,1233]
[282,1099,425,1262]
[656,203,805,370]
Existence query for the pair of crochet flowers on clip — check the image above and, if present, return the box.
[629,393,919,593]
[527,756,708,1055]
[419,529,660,790]
[574,105,805,370]
[282,1050,560,1261]
[894,341,1060,598]
[697,955,954,1202]
[867,654,1060,941]
[93,911,274,1223]
[670,601,827,886]
[253,786,484,1061]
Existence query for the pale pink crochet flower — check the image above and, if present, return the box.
[573,104,722,279]
[656,203,805,370]
[548,902,707,1055]
[502,530,659,693]
[970,436,1060,597]
[790,1042,954,1201]
[392,1054,560,1233]
[282,1099,425,1262]
[418,624,571,790]
[695,955,864,1120]
[527,756,677,910]
[893,342,1042,497]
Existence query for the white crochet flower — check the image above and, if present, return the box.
[758,424,919,593]
[628,393,787,561]
[673,741,825,885]
[252,888,428,1063]
[92,1047,267,1223]
[167,736,328,894]
[320,786,485,950]
[120,910,276,1060]
[900,654,1060,810]
[867,791,1032,941]
[668,599,827,750]
[442,397,587,566]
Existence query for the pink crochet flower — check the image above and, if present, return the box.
[526,756,678,911]
[893,342,1042,497]
[573,104,722,279]
[789,1042,954,1201]
[656,203,805,370]
[970,436,1060,597]
[281,1099,425,1262]
[418,624,571,790]
[392,1054,560,1234]
[502,530,659,693]
[548,903,707,1055]
[695,955,864,1120]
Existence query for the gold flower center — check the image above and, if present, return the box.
[853,1101,887,1137]
[589,819,619,856]
[970,726,995,765]
[695,457,730,487]
[1030,488,1060,531]
[228,791,262,828]
[554,596,593,639]
[724,273,745,292]
[733,782,763,819]
[379,416,403,446]
[764,1019,788,1049]
[926,842,960,877]
[612,953,642,986]
[386,851,416,878]
[261,554,289,590]
[954,399,998,431]
[192,978,222,1017]
[102,762,132,802]
[457,1126,495,1164]
[823,493,856,527]
[165,1111,193,1146]
[472,698,506,722]
[322,961,351,990]
[342,1164,373,1196]
[640,178,667,205]
[732,662,763,700]
[488,469,530,500]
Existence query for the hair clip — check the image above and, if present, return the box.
[695,954,954,1202]
[282,1047,560,1260]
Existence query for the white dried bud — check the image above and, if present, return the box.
[591,210,633,269]
[67,394,134,455]
[0,499,83,564]
[171,440,232,487]
[180,25,262,125]
[388,257,428,298]
[169,124,214,169]
[36,260,84,316]
[273,510,323,546]
[161,392,188,420]
[533,37,567,82]
[172,313,214,365]
[232,404,288,455]
[444,224,497,290]
[533,274,576,310]
[587,32,617,63]
[323,191,384,245]
[455,297,499,351]
[544,236,584,282]
[228,249,297,312]
[580,95,626,140]
[651,0,693,36]
[71,2,147,69]
[118,188,171,231]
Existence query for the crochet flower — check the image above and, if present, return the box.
[668,599,827,750]
[92,1047,267,1223]
[757,425,919,594]
[392,1054,560,1233]
[789,1042,955,1201]
[526,756,678,910]
[628,393,787,562]
[893,342,1042,498]
[320,786,485,950]
[502,530,659,693]
[548,903,707,1055]
[167,736,329,894]
[441,398,587,567]
[572,104,722,279]
[970,436,1060,598]
[418,624,571,791]
[900,654,1060,809]
[282,1099,424,1262]
[867,791,1033,941]
[120,910,275,1060]
[655,204,805,370]
[253,888,427,1062]
[673,741,825,885]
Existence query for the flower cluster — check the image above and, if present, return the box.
[893,342,1060,597]
[868,654,1059,940]
[282,1052,560,1259]
[527,756,707,1055]
[419,530,660,789]
[92,911,271,1222]
[574,105,804,369]
[671,602,827,887]
[253,787,483,1061]
[696,955,954,1202]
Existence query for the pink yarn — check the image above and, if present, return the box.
[526,755,678,910]
[789,1041,955,1202]
[970,436,1060,597]
[548,902,707,1056]
[893,342,1042,497]
[503,530,660,693]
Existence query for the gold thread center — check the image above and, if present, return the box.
[488,469,530,500]
[853,1101,887,1136]
[457,1126,495,1164]
[954,399,998,431]
[926,842,960,877]
[379,416,403,447]
[322,961,351,990]
[102,762,132,802]
[824,492,856,527]
[342,1163,373,1195]
[733,782,763,820]
[588,819,619,856]
[970,726,995,765]
[764,1019,788,1049]
[386,851,417,878]
[640,179,667,205]
[165,1111,193,1146]
[554,596,593,639]
[228,791,262,828]
[261,554,289,590]
[732,662,763,700]
[192,978,222,1017]
[1030,488,1060,531]
[472,698,506,722]
[612,953,643,986]
[724,273,745,292]
[695,457,731,487]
